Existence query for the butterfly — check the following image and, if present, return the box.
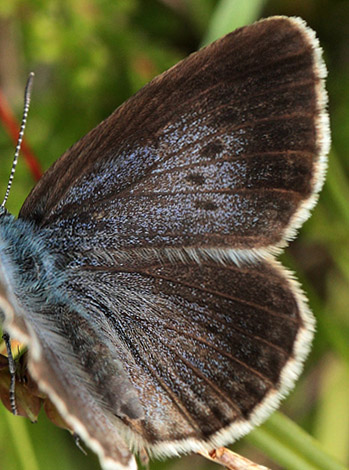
[0,15,330,470]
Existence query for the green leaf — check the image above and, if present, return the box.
[201,0,267,46]
[247,412,349,470]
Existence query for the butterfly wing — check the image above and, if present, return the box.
[19,16,329,263]
[3,15,329,470]
[58,254,313,456]
[0,250,314,458]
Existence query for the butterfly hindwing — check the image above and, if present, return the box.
[55,254,313,456]
[0,246,313,458]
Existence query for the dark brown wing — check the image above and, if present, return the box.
[0,250,314,459]
[19,17,329,260]
[57,255,313,456]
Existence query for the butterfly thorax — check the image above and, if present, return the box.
[0,213,66,310]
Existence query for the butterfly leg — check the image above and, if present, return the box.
[2,332,17,415]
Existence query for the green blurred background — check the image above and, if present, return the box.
[0,1,348,470]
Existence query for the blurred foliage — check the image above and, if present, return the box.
[0,1,348,470]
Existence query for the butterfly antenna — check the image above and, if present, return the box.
[0,72,35,211]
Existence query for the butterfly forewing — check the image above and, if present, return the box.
[20,17,327,261]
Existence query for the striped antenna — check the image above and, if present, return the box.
[1,72,35,209]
